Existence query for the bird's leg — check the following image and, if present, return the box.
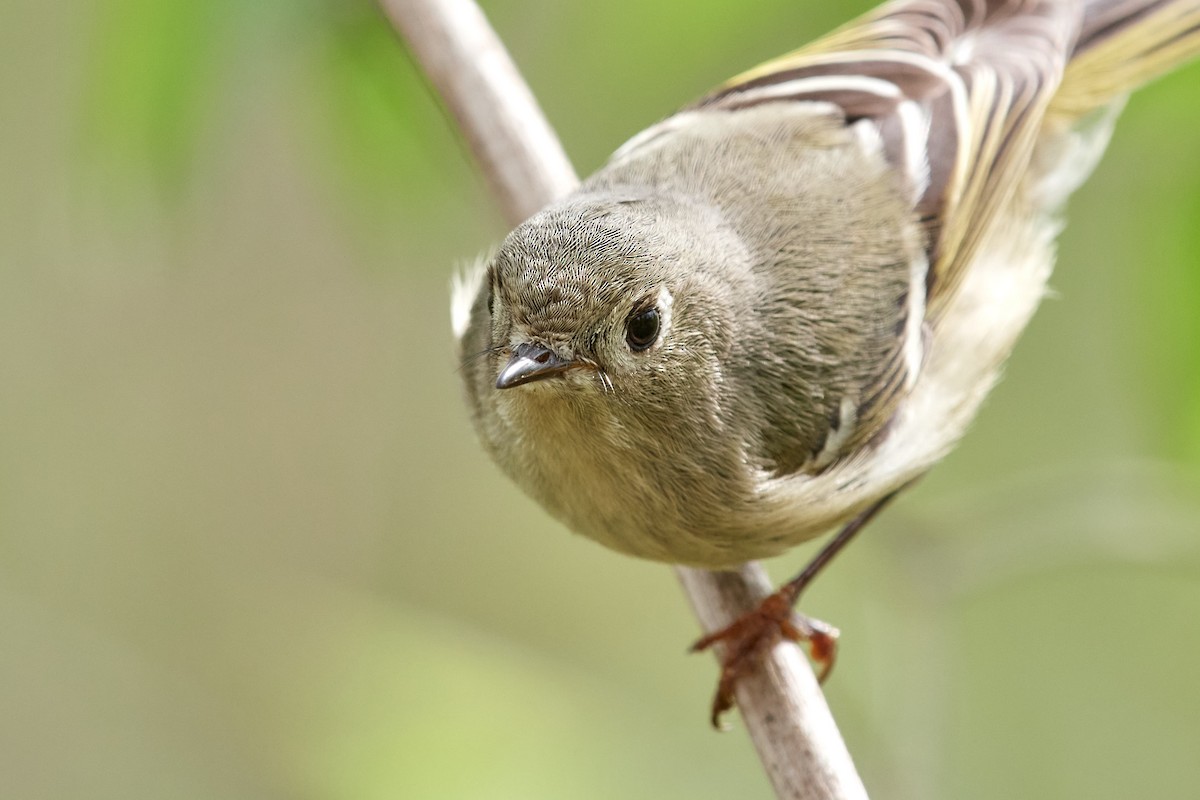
[690,491,900,728]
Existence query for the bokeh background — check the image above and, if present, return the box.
[3,1,1199,798]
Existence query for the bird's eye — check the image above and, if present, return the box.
[625,307,660,351]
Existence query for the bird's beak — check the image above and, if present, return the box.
[495,342,575,389]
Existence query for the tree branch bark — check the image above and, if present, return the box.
[380,1,868,796]
[379,0,575,222]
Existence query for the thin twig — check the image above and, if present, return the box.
[380,0,868,796]
[379,0,575,223]
[677,564,867,799]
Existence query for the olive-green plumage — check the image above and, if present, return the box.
[456,0,1200,568]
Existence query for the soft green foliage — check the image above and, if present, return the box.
[3,1,1200,798]
[319,3,472,225]
[80,0,238,192]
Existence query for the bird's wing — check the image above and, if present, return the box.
[693,0,1080,322]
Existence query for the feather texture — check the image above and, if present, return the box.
[459,0,1200,567]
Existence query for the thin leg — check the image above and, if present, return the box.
[776,490,898,606]
[691,490,901,728]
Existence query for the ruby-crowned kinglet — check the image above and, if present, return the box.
[453,0,1200,721]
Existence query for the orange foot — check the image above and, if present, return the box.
[690,590,840,729]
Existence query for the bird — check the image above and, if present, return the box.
[452,0,1200,726]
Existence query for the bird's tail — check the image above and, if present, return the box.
[1053,0,1200,116]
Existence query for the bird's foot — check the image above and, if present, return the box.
[690,590,839,729]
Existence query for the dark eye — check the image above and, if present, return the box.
[486,284,494,316]
[625,307,660,351]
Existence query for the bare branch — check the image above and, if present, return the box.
[677,564,867,799]
[379,0,576,221]
[381,0,868,796]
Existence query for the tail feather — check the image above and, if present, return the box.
[1054,0,1200,116]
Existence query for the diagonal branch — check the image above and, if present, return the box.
[379,0,868,796]
[379,0,575,222]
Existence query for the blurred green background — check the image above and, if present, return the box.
[3,1,1199,798]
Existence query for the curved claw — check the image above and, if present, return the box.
[691,591,841,729]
